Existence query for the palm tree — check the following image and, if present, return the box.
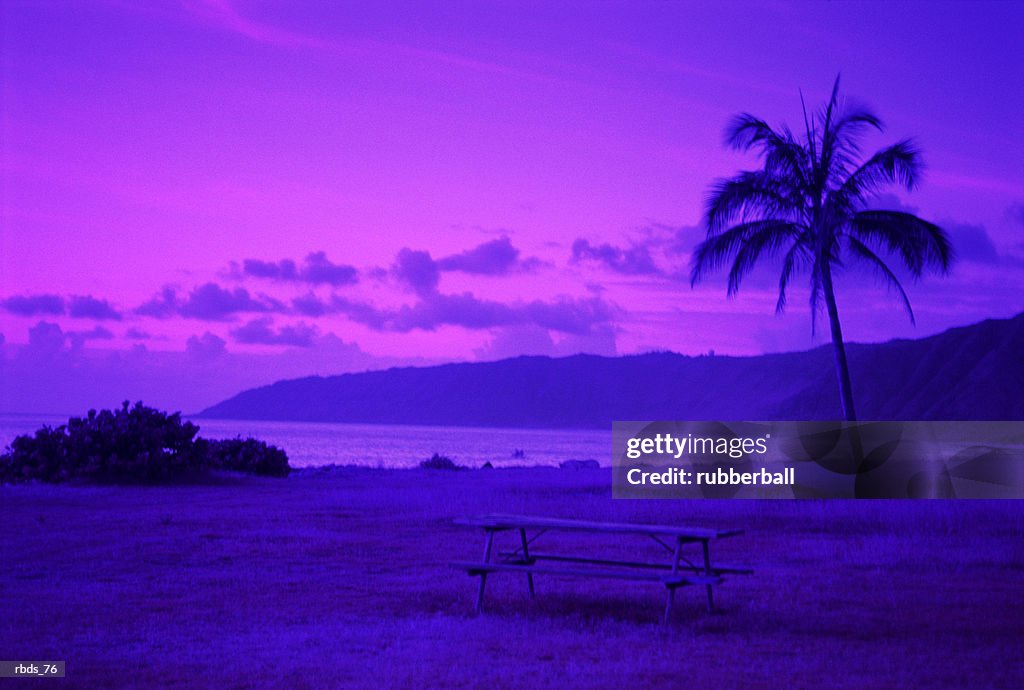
[690,76,953,421]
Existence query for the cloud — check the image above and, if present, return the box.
[1,294,65,317]
[387,239,542,294]
[136,286,180,318]
[186,331,227,362]
[301,251,359,286]
[67,295,122,320]
[2,322,426,415]
[566,223,702,284]
[66,325,115,349]
[230,317,318,347]
[74,325,114,339]
[243,258,299,281]
[394,292,518,331]
[436,237,541,275]
[571,238,660,275]
[27,321,66,355]
[392,248,440,295]
[137,283,285,321]
[124,327,151,340]
[237,251,358,286]
[329,296,388,330]
[18,321,114,356]
[2,294,121,320]
[520,297,616,334]
[180,284,284,320]
[364,266,389,282]
[641,222,704,257]
[947,223,999,264]
[474,324,560,359]
[334,292,614,335]
[337,240,617,333]
[292,292,332,317]
[474,323,618,360]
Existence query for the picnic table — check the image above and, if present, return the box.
[451,513,751,624]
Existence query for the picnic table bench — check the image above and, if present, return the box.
[451,513,751,624]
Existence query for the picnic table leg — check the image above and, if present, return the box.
[662,537,683,625]
[519,528,535,598]
[702,540,714,613]
[475,529,495,615]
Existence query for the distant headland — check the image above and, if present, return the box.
[199,313,1024,428]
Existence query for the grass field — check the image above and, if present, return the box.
[2,467,1023,689]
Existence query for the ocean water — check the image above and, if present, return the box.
[0,413,610,469]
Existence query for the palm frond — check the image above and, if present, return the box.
[704,171,802,233]
[831,107,883,140]
[690,221,799,289]
[800,90,817,171]
[726,223,800,295]
[835,140,922,209]
[776,236,812,314]
[824,107,885,187]
[850,210,954,276]
[846,236,916,323]
[818,76,841,176]
[724,115,809,185]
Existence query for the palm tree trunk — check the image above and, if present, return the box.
[821,267,857,422]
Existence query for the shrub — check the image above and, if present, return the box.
[419,453,464,470]
[0,401,290,484]
[3,426,71,483]
[206,437,290,477]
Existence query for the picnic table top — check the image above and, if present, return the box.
[454,513,743,540]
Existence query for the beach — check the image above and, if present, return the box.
[3,467,1022,689]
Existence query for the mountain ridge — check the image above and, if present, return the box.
[200,313,1024,426]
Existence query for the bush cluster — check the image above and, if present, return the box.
[205,437,290,478]
[419,453,465,470]
[0,402,290,484]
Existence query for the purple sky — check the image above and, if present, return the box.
[2,1,1023,413]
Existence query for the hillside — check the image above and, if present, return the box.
[200,313,1024,427]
